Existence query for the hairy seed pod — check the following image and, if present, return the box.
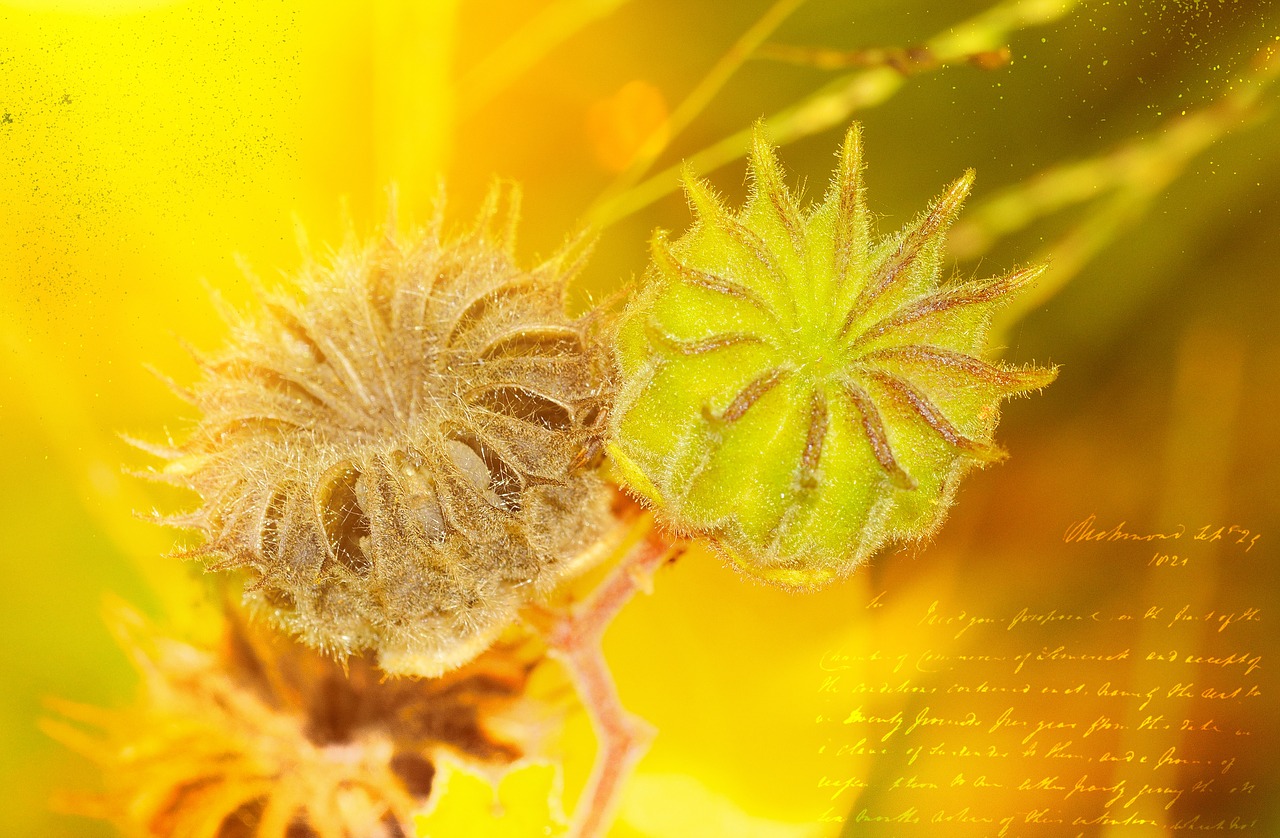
[609,124,1057,588]
[145,189,614,676]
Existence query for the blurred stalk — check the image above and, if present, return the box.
[586,0,1079,229]
[588,0,809,213]
[755,41,1012,72]
[948,42,1280,337]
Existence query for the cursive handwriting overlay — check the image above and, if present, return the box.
[816,517,1267,835]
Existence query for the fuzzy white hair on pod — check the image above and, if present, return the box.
[139,187,616,677]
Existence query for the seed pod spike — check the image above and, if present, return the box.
[141,363,196,404]
[119,432,181,460]
[537,226,595,304]
[502,181,522,257]
[746,121,805,258]
[473,179,504,245]
[384,182,401,240]
[292,214,316,271]
[201,281,244,332]
[829,122,869,293]
[680,164,725,233]
[232,252,267,298]
[841,168,975,341]
[427,176,448,243]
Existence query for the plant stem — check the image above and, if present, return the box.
[543,516,683,837]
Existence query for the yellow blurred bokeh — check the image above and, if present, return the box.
[2,1,1278,835]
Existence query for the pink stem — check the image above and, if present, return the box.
[546,524,681,838]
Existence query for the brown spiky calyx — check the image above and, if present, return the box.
[145,190,615,676]
[45,601,538,838]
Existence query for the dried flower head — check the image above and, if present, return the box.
[143,189,614,676]
[609,124,1057,588]
[44,601,541,838]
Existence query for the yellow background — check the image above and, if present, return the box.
[2,1,1277,835]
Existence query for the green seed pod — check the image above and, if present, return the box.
[609,124,1057,589]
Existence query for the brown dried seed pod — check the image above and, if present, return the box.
[147,191,615,676]
[45,600,542,838]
